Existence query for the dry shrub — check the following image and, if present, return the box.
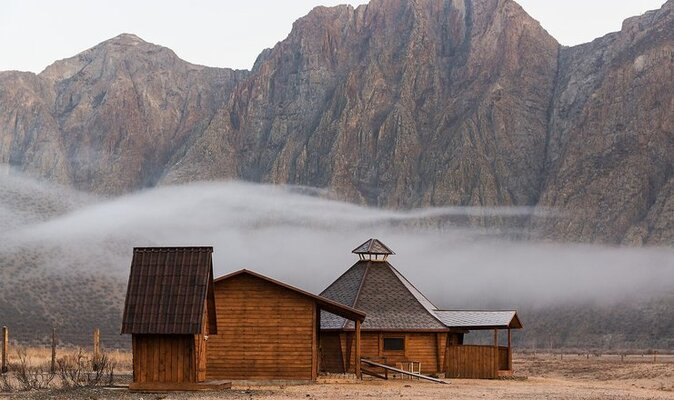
[12,347,55,391]
[57,349,115,387]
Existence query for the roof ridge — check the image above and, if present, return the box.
[343,261,370,329]
[387,263,449,328]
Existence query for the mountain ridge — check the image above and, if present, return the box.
[0,0,672,244]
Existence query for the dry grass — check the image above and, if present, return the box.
[4,347,132,372]
[1,352,673,399]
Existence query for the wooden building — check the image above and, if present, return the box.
[121,247,224,391]
[207,269,365,381]
[319,239,522,379]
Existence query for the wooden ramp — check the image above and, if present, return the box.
[360,359,448,384]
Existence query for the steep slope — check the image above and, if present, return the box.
[165,0,560,209]
[1,34,247,194]
[534,1,674,244]
[0,1,672,244]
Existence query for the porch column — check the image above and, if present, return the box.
[507,328,512,371]
[355,320,361,379]
[494,329,499,374]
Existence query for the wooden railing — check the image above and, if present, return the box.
[445,345,510,379]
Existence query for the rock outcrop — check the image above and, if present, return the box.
[0,0,672,244]
[1,34,247,194]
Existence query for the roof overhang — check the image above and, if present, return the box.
[433,310,523,330]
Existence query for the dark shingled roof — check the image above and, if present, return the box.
[320,253,523,332]
[352,239,395,255]
[121,247,217,335]
[320,260,446,330]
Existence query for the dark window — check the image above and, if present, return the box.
[383,337,405,351]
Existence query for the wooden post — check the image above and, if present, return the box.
[354,320,361,379]
[494,329,499,375]
[653,351,657,363]
[435,333,442,373]
[311,306,318,380]
[93,328,101,358]
[507,328,512,371]
[1,326,8,374]
[51,327,56,374]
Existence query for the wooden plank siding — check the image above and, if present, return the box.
[132,335,197,384]
[320,332,446,375]
[445,345,510,379]
[207,274,315,380]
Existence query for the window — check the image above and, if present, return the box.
[383,337,405,351]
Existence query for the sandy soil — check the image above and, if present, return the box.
[2,353,673,400]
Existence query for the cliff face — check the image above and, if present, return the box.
[0,0,672,244]
[534,1,674,244]
[165,0,559,209]
[0,34,247,194]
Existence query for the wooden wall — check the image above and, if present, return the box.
[132,335,197,384]
[207,274,316,380]
[320,332,450,374]
[445,345,510,379]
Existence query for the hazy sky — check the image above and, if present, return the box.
[0,0,667,72]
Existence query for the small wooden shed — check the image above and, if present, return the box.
[121,247,223,391]
[207,269,366,381]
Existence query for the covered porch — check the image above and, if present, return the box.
[435,311,523,379]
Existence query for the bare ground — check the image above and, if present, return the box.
[2,353,673,400]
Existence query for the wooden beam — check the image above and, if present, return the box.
[493,329,498,375]
[360,359,447,384]
[339,333,347,373]
[1,326,7,374]
[435,333,442,373]
[355,320,361,379]
[507,328,512,371]
[311,304,318,380]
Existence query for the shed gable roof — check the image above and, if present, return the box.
[121,247,217,335]
[214,269,365,322]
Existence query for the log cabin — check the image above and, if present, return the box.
[206,269,365,381]
[121,247,225,391]
[319,239,522,379]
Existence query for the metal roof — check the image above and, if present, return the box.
[121,247,217,335]
[320,260,446,330]
[433,311,523,329]
[352,239,395,255]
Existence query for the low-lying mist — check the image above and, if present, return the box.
[2,175,673,310]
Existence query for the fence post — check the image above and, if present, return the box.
[93,328,100,358]
[653,351,657,363]
[1,326,8,374]
[51,327,57,374]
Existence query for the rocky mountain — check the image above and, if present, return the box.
[0,0,672,244]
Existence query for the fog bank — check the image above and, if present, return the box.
[2,177,673,309]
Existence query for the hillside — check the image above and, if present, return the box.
[0,0,671,244]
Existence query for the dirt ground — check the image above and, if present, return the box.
[2,353,673,400]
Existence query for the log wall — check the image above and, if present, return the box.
[320,331,450,374]
[207,274,315,380]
